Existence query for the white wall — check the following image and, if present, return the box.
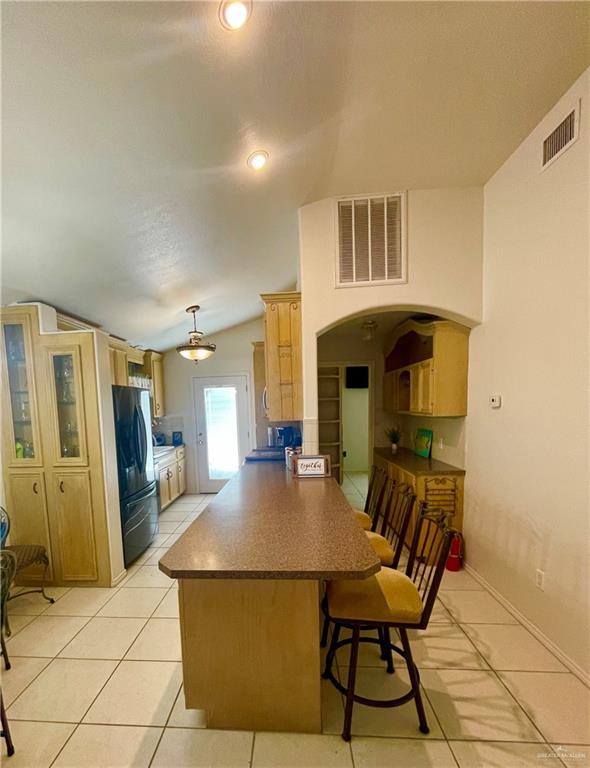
[299,187,483,451]
[163,317,264,493]
[398,414,465,469]
[466,70,590,676]
[342,386,369,471]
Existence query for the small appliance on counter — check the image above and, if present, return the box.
[153,432,166,446]
[113,386,159,566]
[266,425,302,449]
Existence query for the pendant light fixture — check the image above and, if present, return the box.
[176,306,217,363]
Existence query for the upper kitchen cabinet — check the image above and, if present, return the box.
[44,343,89,465]
[143,350,165,417]
[109,345,128,386]
[0,308,43,467]
[261,292,302,422]
[384,319,470,417]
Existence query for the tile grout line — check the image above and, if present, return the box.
[249,731,256,768]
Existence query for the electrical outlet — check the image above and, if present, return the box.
[489,394,502,409]
[535,569,545,590]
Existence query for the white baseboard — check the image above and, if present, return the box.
[464,563,590,688]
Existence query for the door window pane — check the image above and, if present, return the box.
[3,324,35,459]
[52,354,80,458]
[204,387,239,479]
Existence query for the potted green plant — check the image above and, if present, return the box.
[385,426,401,454]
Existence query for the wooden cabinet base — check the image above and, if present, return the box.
[178,578,321,732]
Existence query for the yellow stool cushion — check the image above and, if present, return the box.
[365,531,394,566]
[353,509,372,530]
[327,567,423,625]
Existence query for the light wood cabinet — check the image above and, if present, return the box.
[383,319,469,417]
[156,446,185,510]
[7,471,53,580]
[177,456,186,495]
[143,351,165,418]
[252,341,270,448]
[374,447,464,549]
[168,461,179,499]
[46,345,89,466]
[53,471,98,581]
[261,292,302,422]
[109,347,128,386]
[1,312,43,468]
[159,466,171,508]
[1,304,120,588]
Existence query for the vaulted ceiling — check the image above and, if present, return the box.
[2,1,589,349]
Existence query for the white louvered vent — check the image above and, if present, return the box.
[337,193,406,286]
[542,101,580,170]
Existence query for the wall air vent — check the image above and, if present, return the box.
[542,101,580,170]
[336,192,406,287]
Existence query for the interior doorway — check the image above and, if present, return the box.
[193,375,250,493]
[317,362,373,487]
[341,365,370,473]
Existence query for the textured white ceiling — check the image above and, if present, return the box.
[2,1,589,349]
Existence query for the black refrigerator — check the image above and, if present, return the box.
[112,386,159,566]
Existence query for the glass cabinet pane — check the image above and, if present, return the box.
[3,323,36,459]
[52,354,80,458]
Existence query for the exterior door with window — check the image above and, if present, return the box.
[194,376,250,493]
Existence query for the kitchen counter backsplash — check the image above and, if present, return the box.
[152,414,184,445]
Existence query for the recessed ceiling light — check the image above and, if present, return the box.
[219,0,251,30]
[247,150,269,171]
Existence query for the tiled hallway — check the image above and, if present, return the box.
[3,493,589,768]
[342,472,369,511]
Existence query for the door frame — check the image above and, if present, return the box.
[192,374,253,493]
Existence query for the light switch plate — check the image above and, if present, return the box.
[489,394,502,409]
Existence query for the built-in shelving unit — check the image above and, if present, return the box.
[318,366,342,483]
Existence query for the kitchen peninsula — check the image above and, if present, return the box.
[159,462,380,732]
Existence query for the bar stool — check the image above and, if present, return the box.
[365,482,416,567]
[321,482,415,648]
[351,465,387,531]
[322,505,455,741]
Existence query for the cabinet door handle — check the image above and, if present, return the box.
[59,481,65,493]
[33,482,38,495]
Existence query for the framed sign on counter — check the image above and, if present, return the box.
[293,455,331,478]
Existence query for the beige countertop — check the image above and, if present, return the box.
[374,446,465,476]
[159,462,380,581]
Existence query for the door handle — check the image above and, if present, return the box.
[59,481,65,493]
[33,482,38,495]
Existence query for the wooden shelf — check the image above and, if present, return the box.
[319,419,339,424]
[319,397,339,402]
[319,441,341,446]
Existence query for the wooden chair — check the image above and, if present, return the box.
[322,504,455,741]
[351,465,387,531]
[0,507,54,632]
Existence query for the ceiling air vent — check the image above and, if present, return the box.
[542,101,580,170]
[336,193,406,287]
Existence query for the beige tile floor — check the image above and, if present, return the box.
[3,490,590,768]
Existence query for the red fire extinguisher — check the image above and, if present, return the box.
[446,532,464,571]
